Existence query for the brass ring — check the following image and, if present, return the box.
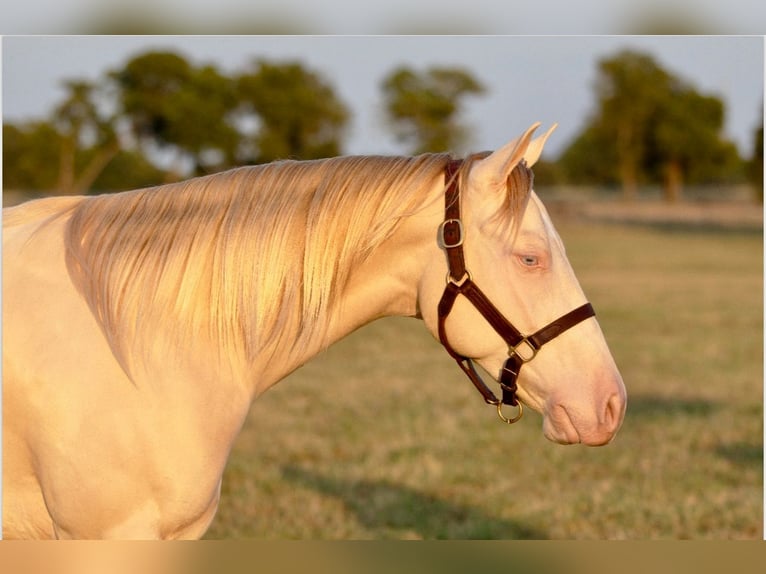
[496,401,523,424]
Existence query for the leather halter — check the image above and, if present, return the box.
[436,159,596,423]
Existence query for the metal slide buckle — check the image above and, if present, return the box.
[438,218,464,249]
[444,269,472,286]
[509,337,538,363]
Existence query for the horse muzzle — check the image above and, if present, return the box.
[541,389,626,445]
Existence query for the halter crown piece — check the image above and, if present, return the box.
[436,159,596,424]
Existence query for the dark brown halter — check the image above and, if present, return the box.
[437,159,596,423]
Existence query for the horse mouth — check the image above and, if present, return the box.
[542,399,624,446]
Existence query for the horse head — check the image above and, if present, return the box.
[419,123,626,445]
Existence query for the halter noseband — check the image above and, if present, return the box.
[437,159,596,424]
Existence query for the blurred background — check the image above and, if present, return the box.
[1,0,765,34]
[2,36,763,205]
[1,1,763,545]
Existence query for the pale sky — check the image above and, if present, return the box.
[2,36,763,160]
[1,0,766,34]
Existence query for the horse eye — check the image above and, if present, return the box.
[521,255,539,267]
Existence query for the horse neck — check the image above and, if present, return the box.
[253,176,445,395]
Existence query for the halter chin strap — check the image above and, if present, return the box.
[436,159,596,423]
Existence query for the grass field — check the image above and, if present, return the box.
[204,205,763,539]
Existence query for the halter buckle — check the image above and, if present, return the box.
[438,218,464,249]
[509,337,538,363]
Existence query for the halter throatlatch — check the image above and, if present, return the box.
[436,159,596,424]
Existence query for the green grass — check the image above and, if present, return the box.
[205,218,763,539]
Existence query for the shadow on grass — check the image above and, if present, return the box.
[715,442,763,468]
[281,464,546,539]
[625,394,718,419]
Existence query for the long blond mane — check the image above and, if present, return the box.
[64,154,458,375]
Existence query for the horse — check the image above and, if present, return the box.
[2,122,626,539]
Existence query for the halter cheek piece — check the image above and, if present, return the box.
[437,159,596,424]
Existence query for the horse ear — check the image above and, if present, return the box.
[523,123,557,167]
[469,122,556,192]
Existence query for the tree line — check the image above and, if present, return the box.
[556,49,761,202]
[3,48,762,202]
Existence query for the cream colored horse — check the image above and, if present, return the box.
[3,123,626,539]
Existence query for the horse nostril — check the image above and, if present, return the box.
[604,392,625,432]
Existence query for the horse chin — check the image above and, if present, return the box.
[542,415,582,445]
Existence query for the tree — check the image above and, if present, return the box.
[746,111,763,203]
[381,66,485,154]
[5,52,353,193]
[595,51,671,199]
[53,80,121,194]
[559,123,621,188]
[3,120,166,194]
[90,149,168,192]
[3,122,62,191]
[110,50,239,178]
[647,88,739,202]
[561,49,742,201]
[235,60,349,163]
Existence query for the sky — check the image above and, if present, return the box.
[1,0,766,35]
[3,36,763,163]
